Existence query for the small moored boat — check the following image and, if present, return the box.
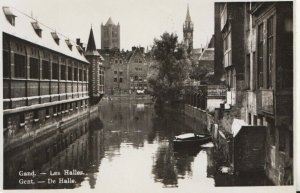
[173,133,212,149]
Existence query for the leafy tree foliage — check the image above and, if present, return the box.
[148,33,191,106]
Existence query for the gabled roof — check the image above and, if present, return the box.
[128,47,147,63]
[199,48,214,61]
[1,6,89,63]
[105,17,115,26]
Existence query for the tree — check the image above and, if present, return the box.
[148,33,191,106]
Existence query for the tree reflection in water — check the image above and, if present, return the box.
[152,144,178,187]
[150,108,202,187]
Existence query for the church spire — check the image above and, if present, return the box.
[186,4,191,21]
[86,27,96,51]
[183,4,193,51]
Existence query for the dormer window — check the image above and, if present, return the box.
[31,21,42,37]
[51,32,60,45]
[65,39,73,50]
[3,7,16,26]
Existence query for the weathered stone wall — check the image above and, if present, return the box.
[234,126,266,172]
[184,104,213,133]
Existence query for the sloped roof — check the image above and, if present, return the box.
[199,48,214,61]
[192,48,202,55]
[231,119,248,137]
[1,6,88,63]
[85,27,101,57]
[128,47,147,63]
[105,17,115,26]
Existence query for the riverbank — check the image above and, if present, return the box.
[183,103,275,186]
[102,94,152,101]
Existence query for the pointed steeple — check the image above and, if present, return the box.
[86,27,96,51]
[85,27,100,56]
[186,4,191,21]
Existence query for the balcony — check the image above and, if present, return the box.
[257,89,274,115]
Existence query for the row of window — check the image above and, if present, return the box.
[134,59,143,63]
[114,71,123,75]
[130,76,146,82]
[113,76,148,83]
[114,77,123,83]
[16,100,89,126]
[3,51,88,81]
[257,15,274,89]
[135,67,144,71]
[114,59,123,64]
[130,83,147,87]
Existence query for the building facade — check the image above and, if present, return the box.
[100,49,129,95]
[100,46,149,95]
[214,2,293,185]
[127,47,148,94]
[2,7,103,152]
[101,17,120,50]
[246,2,293,185]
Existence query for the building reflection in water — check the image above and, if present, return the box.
[4,109,105,189]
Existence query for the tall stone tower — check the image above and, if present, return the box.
[183,5,193,51]
[101,17,120,50]
[85,27,104,104]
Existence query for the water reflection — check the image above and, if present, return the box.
[152,144,178,187]
[4,111,104,189]
[4,101,272,191]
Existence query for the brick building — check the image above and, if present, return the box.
[127,46,149,94]
[100,49,129,95]
[245,2,293,185]
[100,46,149,95]
[214,2,293,185]
[2,7,104,152]
[84,27,105,103]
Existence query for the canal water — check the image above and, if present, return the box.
[3,100,273,191]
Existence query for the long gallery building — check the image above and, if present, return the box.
[1,7,104,152]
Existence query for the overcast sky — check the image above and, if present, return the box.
[1,0,214,51]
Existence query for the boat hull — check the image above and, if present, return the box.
[173,134,212,149]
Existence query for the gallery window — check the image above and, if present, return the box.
[267,16,274,89]
[29,57,39,79]
[74,68,78,81]
[79,69,83,81]
[257,23,264,88]
[60,65,66,80]
[42,60,50,79]
[3,50,10,78]
[15,54,26,78]
[52,63,59,80]
[68,66,73,80]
